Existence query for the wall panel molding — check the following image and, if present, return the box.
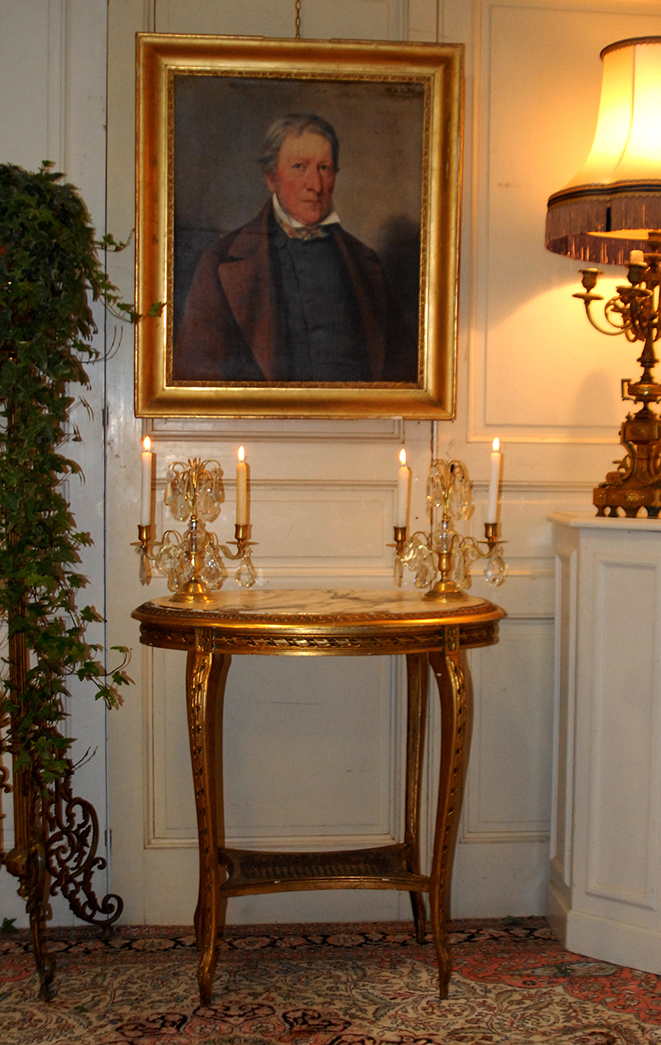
[462,621,554,844]
[145,647,406,852]
[469,0,661,446]
[585,556,661,909]
[148,418,405,443]
[461,829,549,844]
[47,0,68,170]
[550,543,577,891]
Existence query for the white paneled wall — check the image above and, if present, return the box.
[2,0,655,929]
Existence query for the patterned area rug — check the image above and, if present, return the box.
[2,918,661,1044]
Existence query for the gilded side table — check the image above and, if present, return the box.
[132,589,504,1004]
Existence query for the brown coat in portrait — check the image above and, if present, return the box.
[173,201,417,384]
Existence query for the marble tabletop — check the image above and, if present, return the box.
[142,588,503,623]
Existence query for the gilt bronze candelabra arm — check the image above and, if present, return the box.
[133,458,256,602]
[573,235,661,516]
[392,459,507,601]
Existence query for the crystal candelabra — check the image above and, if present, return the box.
[393,458,507,600]
[135,457,256,603]
[575,235,661,516]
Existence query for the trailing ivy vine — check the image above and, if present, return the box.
[0,162,133,786]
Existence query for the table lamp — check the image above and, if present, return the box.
[546,36,661,517]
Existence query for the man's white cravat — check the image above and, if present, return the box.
[272,193,341,240]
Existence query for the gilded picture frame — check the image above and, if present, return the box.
[135,34,463,418]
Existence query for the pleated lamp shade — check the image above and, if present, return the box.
[546,36,661,264]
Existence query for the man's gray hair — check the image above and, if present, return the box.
[259,113,339,174]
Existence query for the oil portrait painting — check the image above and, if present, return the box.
[135,35,463,418]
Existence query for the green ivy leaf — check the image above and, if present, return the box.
[0,162,134,788]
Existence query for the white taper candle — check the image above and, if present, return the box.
[486,437,502,523]
[236,446,248,526]
[395,448,411,528]
[140,435,153,527]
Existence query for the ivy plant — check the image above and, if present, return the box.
[0,162,135,785]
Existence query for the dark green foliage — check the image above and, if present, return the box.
[0,162,130,784]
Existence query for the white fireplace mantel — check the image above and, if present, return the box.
[549,512,661,973]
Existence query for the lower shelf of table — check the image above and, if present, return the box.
[218,843,429,897]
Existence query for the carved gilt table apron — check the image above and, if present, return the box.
[132,589,504,1005]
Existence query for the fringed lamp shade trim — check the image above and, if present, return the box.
[546,183,661,263]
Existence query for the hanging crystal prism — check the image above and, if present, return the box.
[138,547,148,586]
[236,547,257,588]
[393,553,403,588]
[485,546,507,586]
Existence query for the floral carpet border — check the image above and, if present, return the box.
[0,915,551,956]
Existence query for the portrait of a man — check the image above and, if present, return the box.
[136,37,463,417]
[174,113,417,384]
[170,76,425,389]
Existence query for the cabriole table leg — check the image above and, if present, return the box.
[405,652,429,943]
[186,638,230,1006]
[428,628,474,999]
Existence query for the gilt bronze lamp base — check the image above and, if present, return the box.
[594,407,661,517]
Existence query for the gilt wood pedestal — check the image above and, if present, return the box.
[132,589,504,1005]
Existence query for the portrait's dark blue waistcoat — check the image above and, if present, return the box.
[273,225,371,382]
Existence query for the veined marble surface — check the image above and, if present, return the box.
[148,588,501,621]
[549,511,661,531]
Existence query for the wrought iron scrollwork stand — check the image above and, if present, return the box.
[0,606,122,1000]
[44,767,123,933]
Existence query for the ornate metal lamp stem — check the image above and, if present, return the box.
[576,237,661,516]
